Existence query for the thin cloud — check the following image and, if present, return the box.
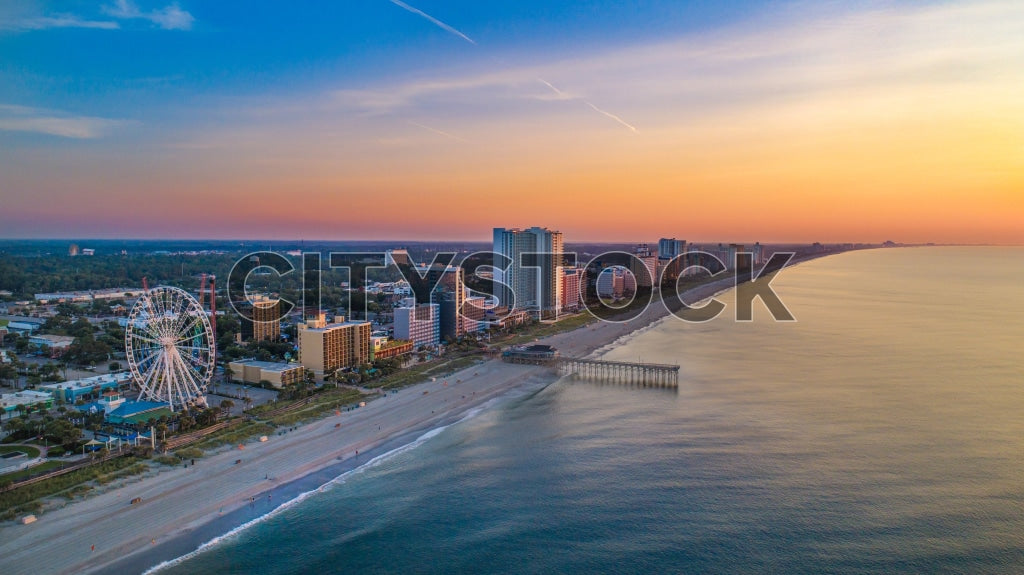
[376,6,635,133]
[408,121,472,143]
[0,14,119,31]
[0,105,127,139]
[386,0,475,44]
[103,0,194,31]
[333,70,529,114]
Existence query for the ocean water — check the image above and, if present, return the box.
[155,247,1024,574]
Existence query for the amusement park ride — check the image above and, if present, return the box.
[123,276,217,412]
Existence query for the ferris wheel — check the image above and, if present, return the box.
[125,285,214,412]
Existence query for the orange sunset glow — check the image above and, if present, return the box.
[1,1,1021,243]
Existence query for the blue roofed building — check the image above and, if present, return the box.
[106,400,173,426]
[38,372,133,404]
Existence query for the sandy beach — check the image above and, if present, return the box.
[0,268,797,575]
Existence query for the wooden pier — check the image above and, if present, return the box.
[501,349,679,387]
[555,357,679,387]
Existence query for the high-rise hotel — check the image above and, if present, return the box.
[252,299,282,341]
[239,296,282,342]
[493,227,564,319]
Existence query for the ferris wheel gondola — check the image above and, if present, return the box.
[125,285,214,411]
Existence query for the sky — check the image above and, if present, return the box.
[0,0,1021,244]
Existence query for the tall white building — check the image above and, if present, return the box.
[493,227,564,319]
[658,238,698,279]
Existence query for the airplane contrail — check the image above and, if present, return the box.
[408,121,471,143]
[386,0,476,45]
[536,77,568,98]
[538,77,638,133]
[584,100,638,133]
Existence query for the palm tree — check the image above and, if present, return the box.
[3,417,24,437]
[178,414,195,432]
[0,363,16,385]
[219,399,234,413]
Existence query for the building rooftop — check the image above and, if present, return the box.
[525,344,557,353]
[29,334,76,345]
[38,372,133,392]
[108,401,174,425]
[0,315,47,325]
[229,359,300,372]
[109,400,167,417]
[1,390,53,409]
[302,320,371,332]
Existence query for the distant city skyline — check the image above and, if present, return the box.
[2,1,1022,244]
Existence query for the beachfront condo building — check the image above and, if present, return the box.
[632,243,658,287]
[658,238,687,283]
[297,313,371,379]
[596,267,627,299]
[561,267,584,313]
[658,238,686,260]
[395,301,440,348]
[435,265,466,338]
[493,226,564,320]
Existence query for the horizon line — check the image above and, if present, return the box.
[0,237,1010,247]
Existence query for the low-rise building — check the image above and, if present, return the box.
[1,390,53,417]
[7,322,39,335]
[228,359,304,388]
[28,334,75,356]
[38,372,133,404]
[0,316,44,335]
[34,288,140,304]
[105,400,174,426]
[371,339,414,361]
[485,307,531,330]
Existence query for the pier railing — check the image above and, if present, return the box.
[555,357,679,387]
[501,353,680,387]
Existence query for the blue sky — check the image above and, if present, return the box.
[1,1,1021,243]
[7,1,790,145]
[1,1,762,123]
